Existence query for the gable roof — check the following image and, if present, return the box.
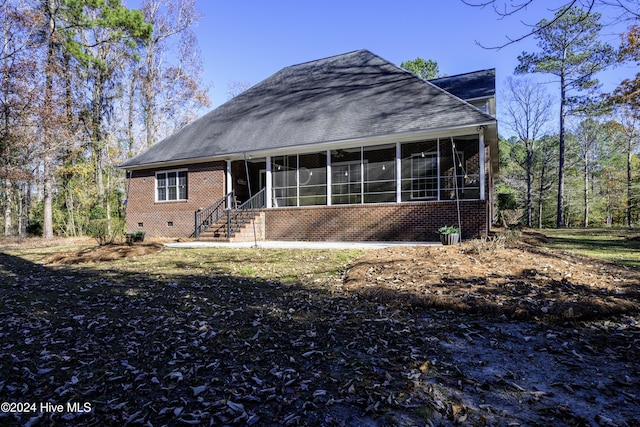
[429,69,496,101]
[121,49,497,169]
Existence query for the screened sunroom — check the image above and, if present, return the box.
[261,135,485,208]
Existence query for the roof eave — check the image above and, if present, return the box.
[119,121,497,171]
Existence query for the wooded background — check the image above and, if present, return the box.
[1,0,639,239]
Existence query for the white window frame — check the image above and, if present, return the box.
[156,169,188,202]
[331,159,363,204]
[410,151,438,200]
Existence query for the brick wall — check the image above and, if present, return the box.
[125,162,226,237]
[124,160,491,241]
[264,200,488,242]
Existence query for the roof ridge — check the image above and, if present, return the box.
[428,68,496,82]
[281,49,372,70]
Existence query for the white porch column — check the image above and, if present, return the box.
[437,138,441,201]
[226,160,232,195]
[326,149,332,206]
[396,142,401,203]
[479,128,486,201]
[266,156,272,208]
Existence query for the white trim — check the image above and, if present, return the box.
[409,152,438,200]
[155,169,188,202]
[120,122,496,170]
[326,149,332,206]
[395,142,401,203]
[331,159,363,205]
[479,129,486,201]
[437,138,441,199]
[266,156,272,208]
[225,161,232,196]
[359,147,364,201]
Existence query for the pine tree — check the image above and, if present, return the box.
[516,6,616,228]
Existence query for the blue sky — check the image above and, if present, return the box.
[130,1,636,125]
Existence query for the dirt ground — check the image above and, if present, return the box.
[343,231,640,322]
[339,231,640,425]
[43,242,165,265]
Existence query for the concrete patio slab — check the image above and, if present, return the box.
[164,241,437,250]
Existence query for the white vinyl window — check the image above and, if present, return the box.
[156,170,187,202]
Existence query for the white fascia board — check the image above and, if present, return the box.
[121,122,496,170]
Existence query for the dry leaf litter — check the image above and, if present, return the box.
[0,235,638,426]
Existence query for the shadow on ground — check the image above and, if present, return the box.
[0,248,639,426]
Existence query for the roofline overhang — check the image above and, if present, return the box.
[119,121,498,172]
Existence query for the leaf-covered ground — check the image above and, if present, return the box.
[0,237,639,426]
[344,238,640,321]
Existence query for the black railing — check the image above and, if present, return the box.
[194,191,236,238]
[226,188,266,238]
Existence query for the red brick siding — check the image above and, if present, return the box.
[264,200,488,242]
[231,213,266,242]
[125,162,226,237]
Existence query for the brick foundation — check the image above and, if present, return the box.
[264,200,488,242]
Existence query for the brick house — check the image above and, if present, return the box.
[120,50,498,242]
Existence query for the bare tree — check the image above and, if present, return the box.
[1,0,38,236]
[573,118,602,226]
[462,0,639,49]
[535,135,558,228]
[227,81,251,100]
[0,0,39,62]
[502,76,553,227]
[137,0,210,153]
[615,107,640,226]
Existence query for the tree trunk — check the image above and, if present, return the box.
[627,137,632,227]
[127,67,138,157]
[583,154,589,227]
[67,190,76,237]
[538,160,546,229]
[143,39,156,150]
[42,0,56,239]
[557,71,566,229]
[91,71,106,207]
[4,178,12,235]
[18,182,25,237]
[43,150,53,238]
[62,51,77,237]
[605,169,613,226]
[526,147,533,227]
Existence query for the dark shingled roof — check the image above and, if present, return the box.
[121,50,496,169]
[429,69,496,100]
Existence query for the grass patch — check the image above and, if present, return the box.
[541,228,640,269]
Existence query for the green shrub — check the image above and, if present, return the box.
[87,217,123,246]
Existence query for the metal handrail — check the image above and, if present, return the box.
[226,188,266,238]
[194,191,235,238]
